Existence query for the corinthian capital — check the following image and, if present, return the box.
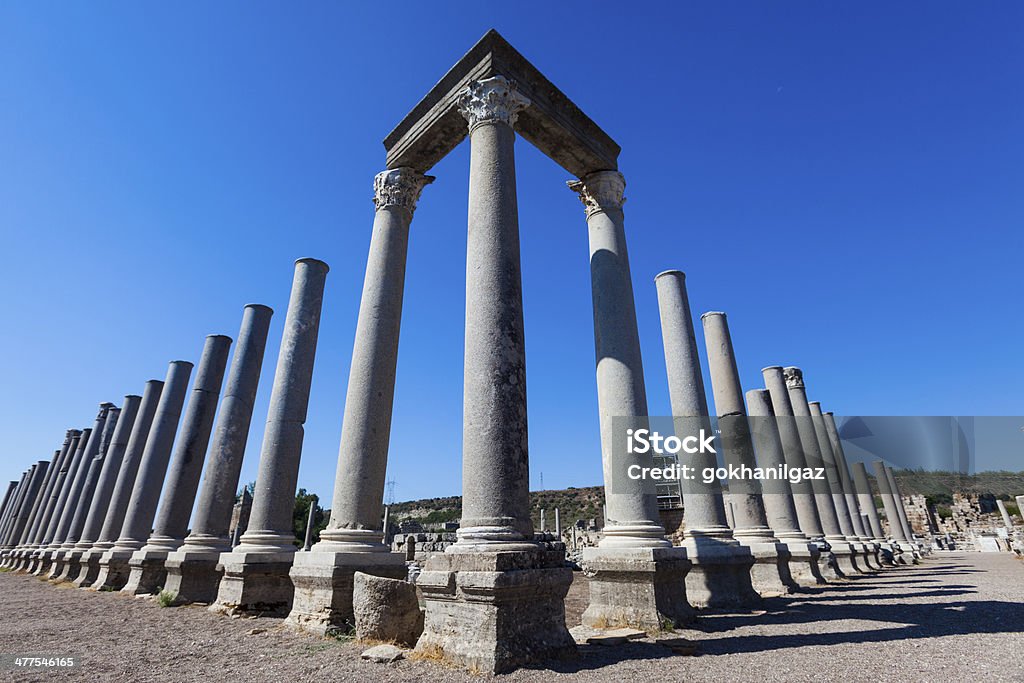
[566,170,626,218]
[373,167,435,214]
[783,367,804,390]
[457,76,531,132]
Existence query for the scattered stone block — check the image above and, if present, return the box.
[361,644,404,663]
[352,572,423,647]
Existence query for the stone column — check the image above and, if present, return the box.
[53,407,121,581]
[0,472,30,554]
[125,337,231,595]
[2,463,48,559]
[1016,496,1024,524]
[302,498,317,552]
[0,481,17,542]
[212,258,329,617]
[9,448,61,570]
[70,396,141,587]
[164,304,273,604]
[884,465,918,557]
[17,431,78,571]
[416,77,576,674]
[562,176,692,631]
[872,460,909,540]
[852,462,894,565]
[701,312,796,596]
[784,367,859,576]
[99,362,192,589]
[30,431,83,575]
[822,410,881,570]
[746,389,826,585]
[90,380,164,589]
[287,169,430,634]
[654,271,759,607]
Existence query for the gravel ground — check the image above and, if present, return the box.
[0,551,1021,682]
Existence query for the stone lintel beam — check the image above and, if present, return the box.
[383,29,619,177]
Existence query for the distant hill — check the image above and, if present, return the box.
[388,471,1024,528]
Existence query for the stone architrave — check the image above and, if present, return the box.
[98,362,193,590]
[821,410,881,570]
[654,271,759,608]
[164,305,273,604]
[286,170,429,636]
[124,336,231,595]
[784,368,860,576]
[414,76,578,673]
[746,389,826,585]
[89,380,164,589]
[70,396,141,587]
[701,312,796,596]
[211,258,329,617]
[52,406,122,581]
[564,174,692,631]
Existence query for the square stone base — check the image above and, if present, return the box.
[72,550,105,588]
[52,549,84,582]
[580,546,694,630]
[682,539,761,609]
[163,550,224,604]
[738,541,799,597]
[284,550,408,636]
[31,552,53,576]
[858,543,881,571]
[830,541,865,575]
[209,549,296,617]
[45,550,71,581]
[780,541,827,586]
[122,549,170,595]
[414,547,575,674]
[93,549,135,591]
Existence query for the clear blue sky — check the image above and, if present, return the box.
[2,2,1021,507]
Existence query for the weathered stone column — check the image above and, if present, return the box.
[2,463,48,560]
[746,389,826,585]
[0,481,18,545]
[701,312,796,596]
[9,447,61,570]
[90,381,164,589]
[1016,496,1024,523]
[558,178,692,631]
[53,407,121,581]
[212,258,329,617]
[164,304,273,604]
[822,410,881,570]
[287,169,430,635]
[872,461,914,564]
[98,362,192,589]
[884,465,918,558]
[70,396,140,587]
[655,270,759,607]
[125,337,231,595]
[16,431,78,571]
[851,462,894,565]
[0,471,31,555]
[784,367,859,576]
[997,499,1014,528]
[30,431,83,575]
[415,77,576,673]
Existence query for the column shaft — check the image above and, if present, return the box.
[821,411,868,538]
[872,461,908,541]
[852,462,885,539]
[37,432,83,546]
[807,402,857,539]
[745,389,804,538]
[884,465,916,541]
[62,407,120,548]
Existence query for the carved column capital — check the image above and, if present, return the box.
[783,367,804,390]
[372,167,434,214]
[457,76,531,132]
[567,170,626,218]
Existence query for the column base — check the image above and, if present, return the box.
[858,542,881,571]
[53,549,85,582]
[580,546,694,630]
[681,538,761,609]
[72,549,104,588]
[780,541,827,585]
[93,549,135,591]
[31,551,54,577]
[209,549,296,617]
[122,549,170,595]
[877,543,897,566]
[163,549,224,605]
[414,546,575,674]
[829,541,864,575]
[45,549,72,581]
[284,550,408,636]
[738,540,799,597]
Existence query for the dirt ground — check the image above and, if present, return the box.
[1,551,1022,682]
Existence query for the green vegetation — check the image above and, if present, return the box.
[157,589,177,607]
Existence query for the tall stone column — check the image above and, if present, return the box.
[415,77,575,674]
[9,447,61,570]
[212,258,329,617]
[98,362,193,589]
[0,481,18,542]
[872,461,912,563]
[90,380,164,589]
[807,401,873,574]
[997,499,1014,528]
[70,396,140,587]
[0,472,30,553]
[746,389,826,585]
[46,404,115,578]
[165,304,273,604]
[16,431,78,571]
[852,462,894,565]
[784,367,859,576]
[287,169,431,635]
[30,431,83,575]
[701,312,796,596]
[822,410,881,570]
[654,270,759,607]
[560,176,692,630]
[884,465,918,557]
[2,463,47,559]
[53,407,122,581]
[124,337,231,595]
